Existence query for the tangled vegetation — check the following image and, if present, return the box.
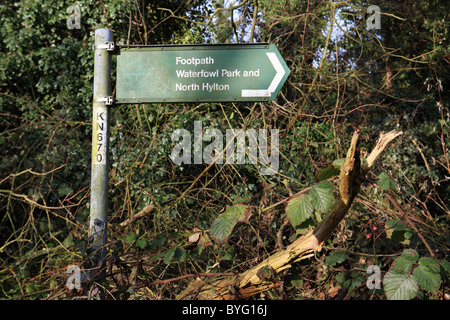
[0,0,449,300]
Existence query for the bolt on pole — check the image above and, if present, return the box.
[89,29,112,277]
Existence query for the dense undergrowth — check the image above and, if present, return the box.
[1,0,449,300]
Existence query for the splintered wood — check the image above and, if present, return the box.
[176,130,402,300]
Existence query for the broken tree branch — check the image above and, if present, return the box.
[176,130,402,300]
[119,205,155,227]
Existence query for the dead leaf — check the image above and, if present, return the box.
[188,232,201,244]
[327,283,341,298]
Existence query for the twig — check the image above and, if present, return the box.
[119,205,156,227]
[0,162,68,185]
[0,189,81,211]
[383,191,435,257]
[249,0,258,43]
[135,272,234,289]
[411,138,431,173]
[344,281,368,300]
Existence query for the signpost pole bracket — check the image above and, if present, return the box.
[93,41,115,52]
[94,96,114,105]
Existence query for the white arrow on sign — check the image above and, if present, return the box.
[241,52,286,97]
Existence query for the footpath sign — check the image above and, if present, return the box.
[89,30,290,280]
[115,43,290,103]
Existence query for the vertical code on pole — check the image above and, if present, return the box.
[95,110,107,164]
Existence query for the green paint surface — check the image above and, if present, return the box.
[116,44,290,103]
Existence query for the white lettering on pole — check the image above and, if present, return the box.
[95,110,107,164]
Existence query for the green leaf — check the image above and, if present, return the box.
[392,249,419,273]
[440,260,450,276]
[325,250,346,267]
[150,251,165,262]
[378,172,396,191]
[290,278,304,289]
[384,270,419,300]
[124,232,138,244]
[400,249,419,262]
[314,210,323,222]
[210,204,252,243]
[164,246,177,264]
[63,235,74,247]
[286,195,313,228]
[332,158,345,168]
[135,238,147,250]
[293,217,316,235]
[174,247,186,262]
[310,181,334,213]
[335,272,347,284]
[316,165,340,182]
[151,236,166,250]
[386,219,408,231]
[413,257,442,293]
[385,220,413,244]
[57,183,73,197]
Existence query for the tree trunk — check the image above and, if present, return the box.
[176,130,403,300]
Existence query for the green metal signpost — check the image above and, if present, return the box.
[89,30,290,284]
[115,43,290,103]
